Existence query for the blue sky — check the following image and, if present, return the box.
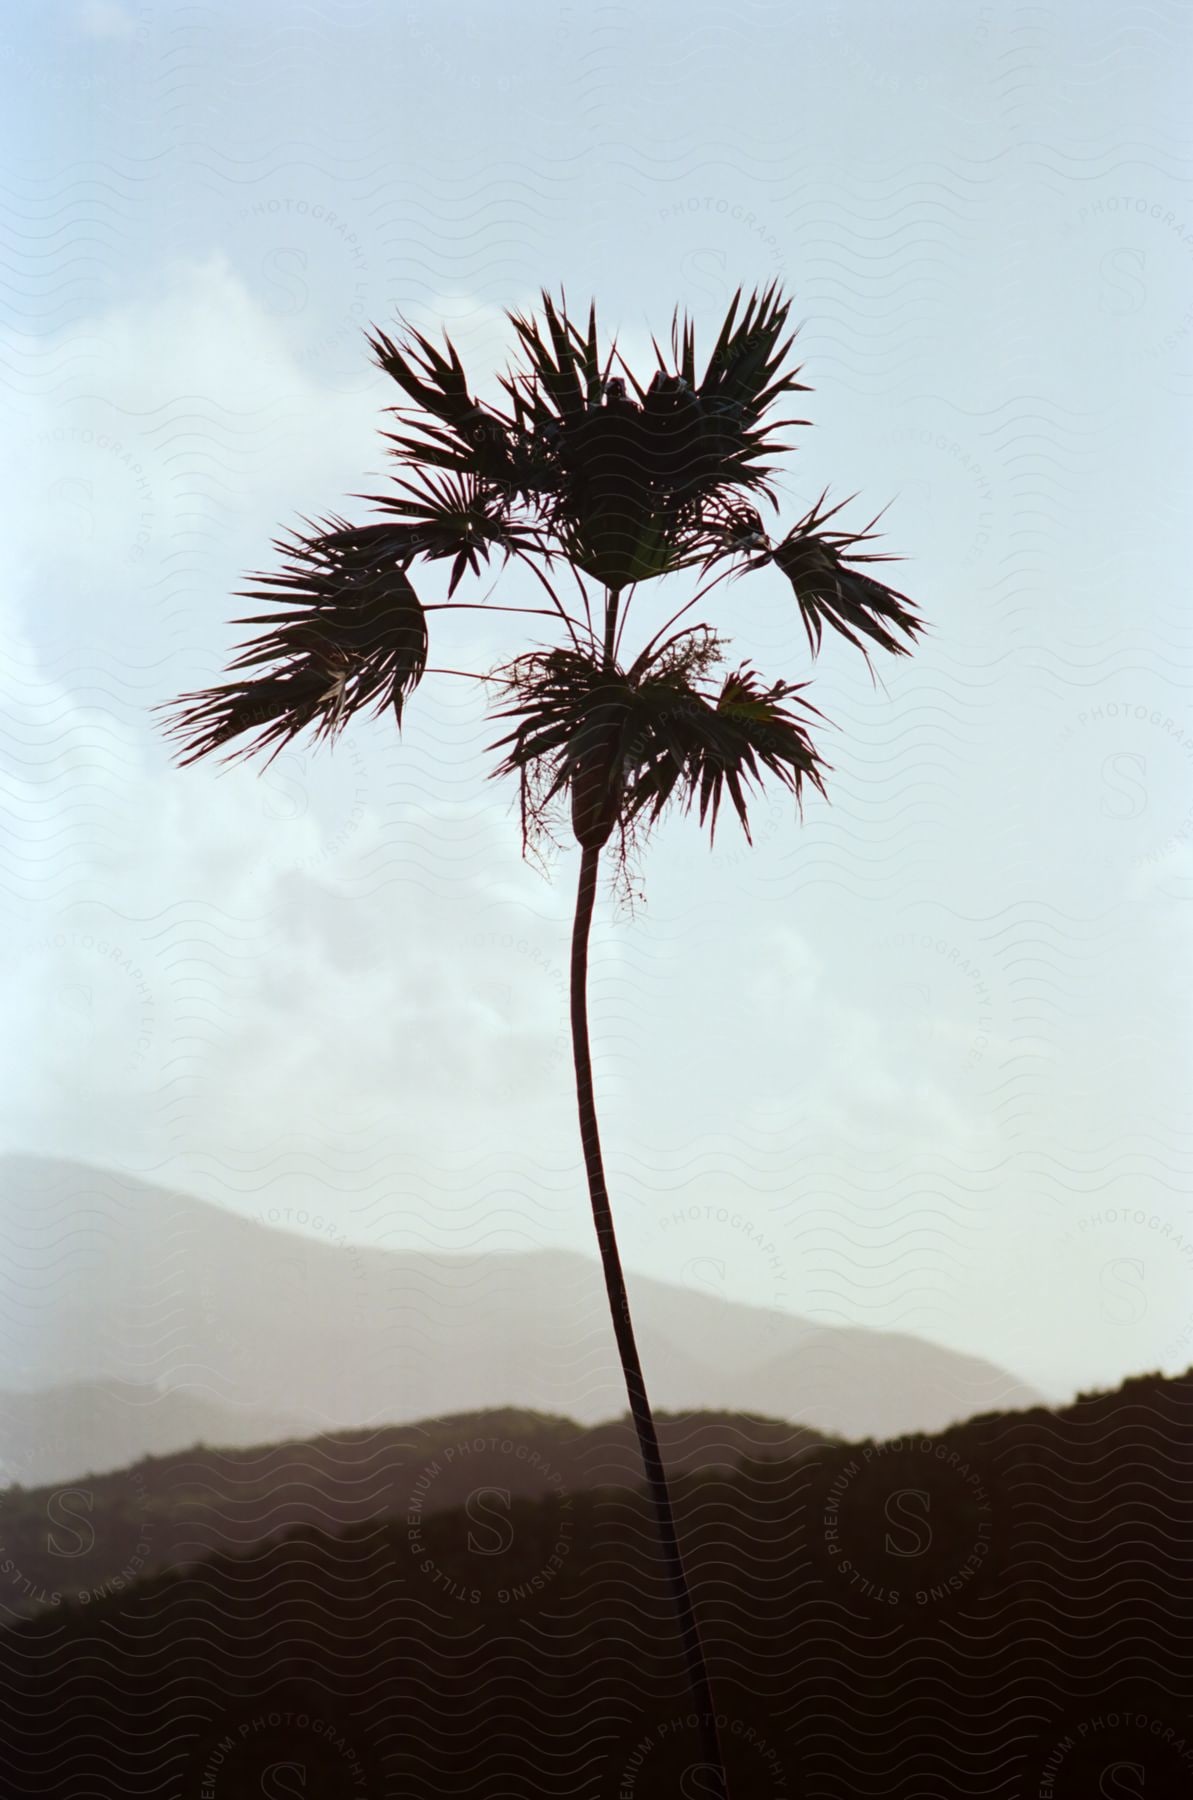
[1,0,1191,1398]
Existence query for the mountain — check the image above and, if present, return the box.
[2,1371,1190,1799]
[0,1382,309,1490]
[0,1405,823,1624]
[0,1154,1041,1478]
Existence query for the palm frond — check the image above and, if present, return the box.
[485,285,817,588]
[625,622,727,687]
[647,280,815,507]
[368,319,523,489]
[699,281,809,424]
[486,644,631,851]
[486,632,828,855]
[506,287,588,425]
[346,469,535,596]
[692,497,772,569]
[752,490,924,661]
[157,519,429,767]
[620,662,828,844]
[367,318,484,434]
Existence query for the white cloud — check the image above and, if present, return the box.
[0,257,582,1171]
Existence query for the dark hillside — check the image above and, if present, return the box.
[0,1406,820,1624]
[1,1372,1189,1797]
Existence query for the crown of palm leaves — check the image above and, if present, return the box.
[159,283,926,866]
[487,629,828,859]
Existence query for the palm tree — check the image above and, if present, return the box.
[157,281,924,1795]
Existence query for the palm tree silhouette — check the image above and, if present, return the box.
[158,282,925,1795]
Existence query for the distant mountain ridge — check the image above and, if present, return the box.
[0,1405,825,1623]
[0,1381,310,1490]
[0,1154,1042,1482]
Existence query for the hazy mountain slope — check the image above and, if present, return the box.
[0,1155,1040,1471]
[0,1382,310,1489]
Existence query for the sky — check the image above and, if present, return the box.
[1,0,1191,1401]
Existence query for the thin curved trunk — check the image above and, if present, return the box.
[569,840,729,1795]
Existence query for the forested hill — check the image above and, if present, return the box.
[0,1406,822,1624]
[2,1370,1190,1798]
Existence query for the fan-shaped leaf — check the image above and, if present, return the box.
[486,636,828,855]
[757,490,924,660]
[156,521,429,767]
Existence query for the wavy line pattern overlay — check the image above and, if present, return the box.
[1,0,1191,1794]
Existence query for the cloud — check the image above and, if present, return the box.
[1,257,583,1179]
[0,643,571,1174]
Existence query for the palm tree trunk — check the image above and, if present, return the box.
[569,840,729,1794]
